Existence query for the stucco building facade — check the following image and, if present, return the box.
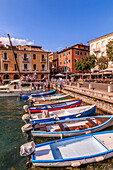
[0,42,50,81]
[58,43,89,73]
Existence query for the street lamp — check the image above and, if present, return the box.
[52,65,54,78]
[65,55,68,84]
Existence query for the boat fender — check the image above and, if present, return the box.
[85,130,91,134]
[22,114,30,124]
[23,105,29,112]
[95,156,104,162]
[60,133,63,139]
[71,161,81,167]
[76,114,81,117]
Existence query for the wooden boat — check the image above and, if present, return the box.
[20,130,113,167]
[21,89,57,99]
[21,115,113,138]
[29,94,70,104]
[22,105,95,125]
[28,99,82,113]
[29,98,77,107]
[33,98,77,106]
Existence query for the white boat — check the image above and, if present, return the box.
[20,130,113,167]
[22,105,96,124]
[21,115,113,138]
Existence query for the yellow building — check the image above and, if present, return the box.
[0,42,50,82]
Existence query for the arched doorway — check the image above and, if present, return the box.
[14,75,19,79]
[3,74,9,79]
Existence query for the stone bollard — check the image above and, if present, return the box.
[89,84,92,89]
[108,85,112,93]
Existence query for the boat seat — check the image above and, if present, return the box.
[58,122,66,131]
[85,122,94,128]
[95,117,104,125]
[34,124,47,131]
[86,118,97,126]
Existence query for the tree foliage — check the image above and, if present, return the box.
[106,41,113,61]
[96,56,108,70]
[74,55,96,72]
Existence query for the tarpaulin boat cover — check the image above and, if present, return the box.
[20,141,35,156]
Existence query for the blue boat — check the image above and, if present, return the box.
[27,115,113,138]
[20,130,113,167]
[21,89,57,99]
[28,99,82,113]
[22,105,96,125]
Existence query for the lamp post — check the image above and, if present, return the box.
[52,65,54,78]
[65,55,68,84]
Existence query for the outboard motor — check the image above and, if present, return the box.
[20,141,35,168]
[23,105,29,113]
[29,96,34,106]
[21,123,33,140]
[22,114,30,124]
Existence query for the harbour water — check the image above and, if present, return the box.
[0,96,113,170]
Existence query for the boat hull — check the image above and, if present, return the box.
[21,89,57,99]
[31,131,113,167]
[30,104,95,125]
[29,100,82,113]
[31,115,113,138]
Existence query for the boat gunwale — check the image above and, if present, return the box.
[31,130,113,163]
[31,114,112,135]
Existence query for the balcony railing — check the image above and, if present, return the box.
[93,48,100,53]
[22,58,29,62]
[40,58,46,62]
[3,58,9,61]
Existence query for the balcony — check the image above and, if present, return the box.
[93,48,100,53]
[3,58,9,62]
[22,58,29,63]
[40,58,46,62]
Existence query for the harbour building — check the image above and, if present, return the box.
[57,43,89,74]
[0,42,50,82]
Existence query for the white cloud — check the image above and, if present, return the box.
[0,37,34,46]
[57,46,62,51]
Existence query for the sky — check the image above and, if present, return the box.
[0,0,113,52]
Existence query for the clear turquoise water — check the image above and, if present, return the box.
[1,96,113,170]
[0,97,26,170]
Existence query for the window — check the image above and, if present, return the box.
[60,68,62,72]
[85,52,88,56]
[68,67,70,71]
[14,53,17,59]
[24,48,26,50]
[75,51,79,55]
[75,59,78,62]
[64,60,66,64]
[84,47,86,50]
[4,63,8,71]
[33,54,36,60]
[63,53,65,56]
[80,52,82,55]
[14,64,17,71]
[4,53,7,60]
[24,64,27,69]
[60,61,62,65]
[42,64,45,71]
[63,67,66,72]
[33,64,36,70]
[24,54,27,61]
[60,54,62,58]
[42,54,45,61]
[67,51,70,55]
[68,59,70,63]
